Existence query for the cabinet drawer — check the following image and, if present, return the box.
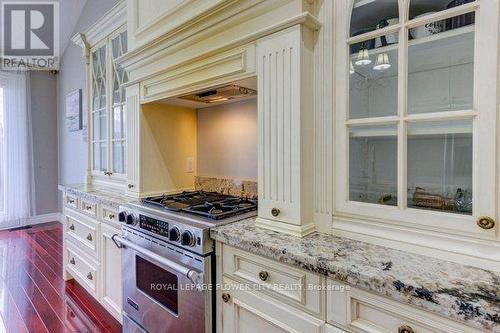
[101,206,119,226]
[65,194,78,209]
[222,245,324,318]
[79,199,98,218]
[65,245,99,297]
[65,211,99,259]
[327,280,484,333]
[221,277,324,333]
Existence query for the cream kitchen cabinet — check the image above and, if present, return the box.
[326,279,486,333]
[61,190,123,323]
[331,0,500,271]
[216,243,489,333]
[126,0,227,51]
[72,1,128,192]
[99,222,123,321]
[255,23,318,237]
[221,277,325,333]
[222,244,325,318]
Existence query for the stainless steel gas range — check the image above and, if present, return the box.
[112,191,257,333]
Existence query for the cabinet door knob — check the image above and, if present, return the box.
[68,310,76,318]
[70,258,75,265]
[259,271,269,282]
[87,272,93,280]
[86,233,93,241]
[128,184,134,189]
[477,216,495,230]
[399,325,415,333]
[68,199,75,204]
[69,224,75,231]
[85,205,92,211]
[109,214,115,219]
[221,293,231,303]
[271,208,280,217]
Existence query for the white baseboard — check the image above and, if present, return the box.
[27,212,62,226]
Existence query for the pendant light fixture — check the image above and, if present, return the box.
[373,53,391,71]
[355,44,371,66]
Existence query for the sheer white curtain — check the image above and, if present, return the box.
[0,71,32,229]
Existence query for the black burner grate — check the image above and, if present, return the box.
[142,191,257,219]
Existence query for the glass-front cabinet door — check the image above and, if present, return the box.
[89,28,128,182]
[111,31,128,175]
[91,44,107,172]
[335,0,498,239]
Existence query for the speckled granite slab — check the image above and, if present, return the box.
[58,184,131,209]
[211,218,500,332]
[194,176,257,198]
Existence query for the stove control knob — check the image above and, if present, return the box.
[126,213,138,226]
[118,212,127,222]
[169,227,181,242]
[181,230,196,247]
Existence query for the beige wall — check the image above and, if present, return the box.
[197,99,257,180]
[142,103,197,193]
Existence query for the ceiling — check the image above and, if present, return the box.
[60,0,88,54]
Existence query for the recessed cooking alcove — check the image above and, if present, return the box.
[140,76,258,197]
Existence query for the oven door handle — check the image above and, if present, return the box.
[112,234,203,285]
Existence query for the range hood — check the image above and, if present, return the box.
[178,84,257,104]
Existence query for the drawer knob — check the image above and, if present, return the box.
[259,271,269,282]
[85,205,92,211]
[86,233,93,241]
[477,216,495,230]
[271,208,280,217]
[128,184,134,189]
[69,224,75,231]
[70,258,75,265]
[104,171,113,176]
[87,272,93,280]
[399,325,415,333]
[68,199,75,204]
[221,293,231,303]
[69,310,76,318]
[108,214,115,220]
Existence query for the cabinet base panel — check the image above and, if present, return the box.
[255,217,316,237]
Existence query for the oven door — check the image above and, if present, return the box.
[116,233,211,333]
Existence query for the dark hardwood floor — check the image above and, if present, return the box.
[0,222,122,333]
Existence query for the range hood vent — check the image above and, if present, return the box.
[179,85,257,104]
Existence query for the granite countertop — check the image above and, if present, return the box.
[58,184,131,209]
[211,218,500,332]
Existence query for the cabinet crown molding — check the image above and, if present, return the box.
[116,3,321,75]
[71,0,126,51]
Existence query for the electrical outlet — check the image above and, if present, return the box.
[186,157,194,173]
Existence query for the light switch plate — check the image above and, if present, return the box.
[186,157,194,173]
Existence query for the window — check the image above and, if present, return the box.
[336,0,497,236]
[90,29,128,177]
[0,72,31,229]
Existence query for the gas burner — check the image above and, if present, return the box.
[141,191,258,219]
[184,197,258,220]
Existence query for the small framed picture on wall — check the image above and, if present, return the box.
[66,89,82,132]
